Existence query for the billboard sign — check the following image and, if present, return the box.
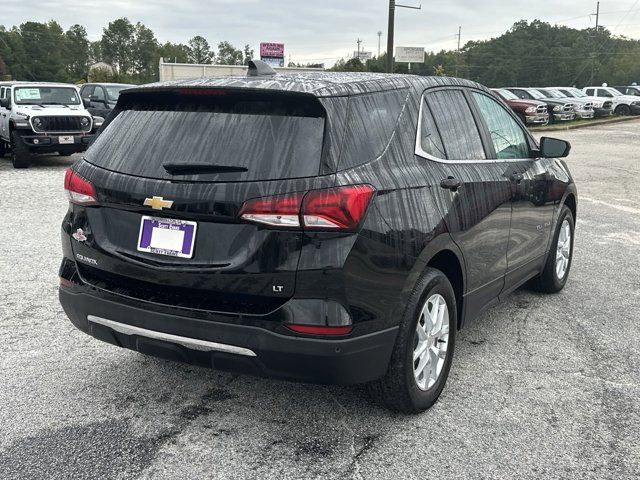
[353,51,373,61]
[261,56,285,68]
[260,42,285,58]
[395,46,424,63]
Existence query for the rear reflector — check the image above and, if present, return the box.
[239,184,375,231]
[64,168,97,205]
[286,324,353,336]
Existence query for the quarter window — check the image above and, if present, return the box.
[426,89,486,160]
[472,92,529,160]
[417,98,446,159]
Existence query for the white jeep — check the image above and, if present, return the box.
[0,82,104,168]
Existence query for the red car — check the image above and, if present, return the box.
[492,89,549,126]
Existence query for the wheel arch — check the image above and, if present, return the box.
[403,234,467,331]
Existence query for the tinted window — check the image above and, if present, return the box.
[84,92,326,182]
[417,98,446,159]
[585,88,595,96]
[339,89,407,169]
[597,89,612,97]
[93,86,105,101]
[81,85,94,98]
[472,92,529,160]
[426,89,486,160]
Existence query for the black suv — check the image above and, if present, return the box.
[59,63,577,412]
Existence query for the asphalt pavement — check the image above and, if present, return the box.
[0,121,638,479]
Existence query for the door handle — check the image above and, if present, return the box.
[440,177,462,191]
[509,173,524,184]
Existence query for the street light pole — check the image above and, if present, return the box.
[386,1,422,73]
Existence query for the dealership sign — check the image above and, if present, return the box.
[260,42,285,58]
[353,51,373,61]
[396,46,424,63]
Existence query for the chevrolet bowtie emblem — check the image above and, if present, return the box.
[143,196,174,210]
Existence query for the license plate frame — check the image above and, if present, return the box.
[58,135,74,144]
[136,216,197,259]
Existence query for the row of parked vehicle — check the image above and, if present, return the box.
[0,81,132,168]
[492,84,640,126]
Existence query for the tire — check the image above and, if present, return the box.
[10,131,31,169]
[0,141,6,157]
[615,104,631,116]
[368,268,457,413]
[530,205,574,293]
[58,151,72,157]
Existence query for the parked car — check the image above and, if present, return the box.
[491,88,549,125]
[0,82,103,168]
[554,87,613,118]
[506,87,575,123]
[535,88,594,120]
[612,85,640,97]
[582,85,640,115]
[59,62,577,413]
[79,83,135,118]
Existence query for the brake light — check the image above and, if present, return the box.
[239,185,375,231]
[302,185,375,230]
[239,192,304,227]
[64,168,97,204]
[286,324,353,336]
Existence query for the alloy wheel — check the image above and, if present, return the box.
[555,219,572,280]
[413,293,450,391]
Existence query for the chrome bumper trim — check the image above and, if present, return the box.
[87,315,257,357]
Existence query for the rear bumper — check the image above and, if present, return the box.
[59,287,397,385]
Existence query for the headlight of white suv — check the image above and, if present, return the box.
[553,105,561,112]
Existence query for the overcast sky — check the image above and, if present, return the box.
[3,0,640,65]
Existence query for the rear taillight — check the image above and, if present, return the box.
[239,185,375,231]
[64,168,97,205]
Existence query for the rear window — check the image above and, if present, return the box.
[84,90,326,182]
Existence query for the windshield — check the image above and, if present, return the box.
[105,85,131,102]
[564,88,586,98]
[14,86,80,106]
[527,89,546,100]
[537,89,561,99]
[495,89,518,100]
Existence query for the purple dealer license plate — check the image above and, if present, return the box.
[137,216,197,259]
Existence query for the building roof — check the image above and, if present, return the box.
[125,72,484,98]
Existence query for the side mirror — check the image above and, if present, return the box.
[540,137,571,158]
[92,116,105,128]
[82,97,91,108]
[0,98,10,109]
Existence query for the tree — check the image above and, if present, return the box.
[216,41,244,65]
[243,44,254,65]
[132,22,158,83]
[157,42,191,63]
[101,18,135,76]
[188,35,213,64]
[64,25,89,81]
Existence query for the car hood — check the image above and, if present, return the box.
[505,98,546,108]
[13,105,90,118]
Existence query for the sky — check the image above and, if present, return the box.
[2,0,640,66]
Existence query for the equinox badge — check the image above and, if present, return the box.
[143,196,174,210]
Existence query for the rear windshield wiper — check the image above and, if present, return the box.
[162,162,248,175]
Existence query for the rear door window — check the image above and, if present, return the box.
[425,89,486,160]
[84,90,327,182]
[338,89,407,169]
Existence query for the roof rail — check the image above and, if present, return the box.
[247,60,276,77]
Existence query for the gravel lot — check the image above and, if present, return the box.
[1,121,639,479]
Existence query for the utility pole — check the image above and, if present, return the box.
[377,31,382,57]
[357,38,363,60]
[455,26,462,77]
[590,1,600,85]
[386,1,422,73]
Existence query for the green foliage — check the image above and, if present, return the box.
[188,36,214,64]
[216,41,245,65]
